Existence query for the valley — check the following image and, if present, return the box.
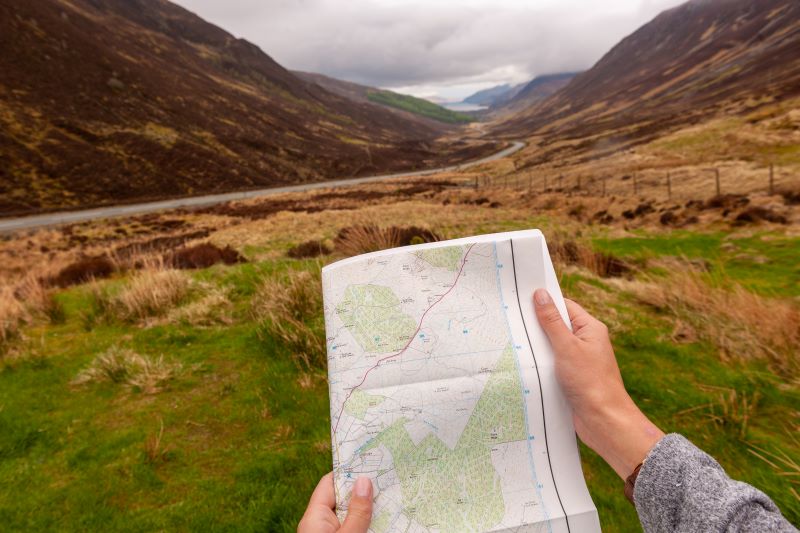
[0,0,799,531]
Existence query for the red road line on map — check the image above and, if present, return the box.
[332,243,477,438]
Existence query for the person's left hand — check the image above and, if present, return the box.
[298,472,374,533]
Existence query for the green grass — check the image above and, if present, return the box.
[0,230,798,532]
[366,89,473,124]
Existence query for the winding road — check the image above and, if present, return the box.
[0,141,524,234]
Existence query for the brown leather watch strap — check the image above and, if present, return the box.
[624,462,643,504]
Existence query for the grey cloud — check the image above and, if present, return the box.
[175,0,685,89]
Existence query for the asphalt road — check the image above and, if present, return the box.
[0,141,524,234]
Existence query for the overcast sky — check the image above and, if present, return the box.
[174,0,685,101]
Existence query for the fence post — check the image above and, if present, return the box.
[714,168,720,196]
[667,172,671,200]
[769,164,774,195]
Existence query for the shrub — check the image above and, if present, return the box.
[71,346,181,394]
[659,211,677,226]
[334,225,439,257]
[549,238,631,278]
[733,206,788,225]
[777,185,800,206]
[287,240,333,259]
[166,243,244,270]
[51,256,116,287]
[704,194,749,210]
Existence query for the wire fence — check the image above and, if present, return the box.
[472,164,798,201]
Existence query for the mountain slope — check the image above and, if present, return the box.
[0,0,481,216]
[293,71,472,125]
[494,0,800,160]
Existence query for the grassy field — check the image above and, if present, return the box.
[1,184,798,532]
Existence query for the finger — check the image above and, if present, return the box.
[340,476,373,533]
[564,299,594,330]
[533,289,573,352]
[298,473,340,533]
[307,472,336,509]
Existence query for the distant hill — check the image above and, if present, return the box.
[494,0,800,157]
[460,74,576,110]
[500,73,577,111]
[293,71,472,125]
[0,0,484,215]
[462,84,520,107]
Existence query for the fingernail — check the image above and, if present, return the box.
[354,476,371,498]
[534,289,551,306]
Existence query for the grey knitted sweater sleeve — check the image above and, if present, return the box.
[633,434,797,532]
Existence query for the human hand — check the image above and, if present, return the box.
[533,289,664,479]
[298,473,373,533]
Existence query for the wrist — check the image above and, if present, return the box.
[582,397,664,479]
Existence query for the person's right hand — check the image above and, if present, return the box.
[298,473,373,533]
[533,289,665,479]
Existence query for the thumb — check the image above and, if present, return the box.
[340,477,373,533]
[533,289,573,352]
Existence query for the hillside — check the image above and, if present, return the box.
[0,0,487,216]
[494,0,800,162]
[364,90,473,124]
[293,71,471,125]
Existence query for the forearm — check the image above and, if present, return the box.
[633,434,797,532]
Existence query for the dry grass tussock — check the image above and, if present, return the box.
[71,346,181,394]
[90,262,194,322]
[624,262,799,379]
[0,284,27,349]
[749,427,800,502]
[694,384,760,439]
[252,268,326,370]
[160,285,232,327]
[143,419,172,465]
[0,276,63,353]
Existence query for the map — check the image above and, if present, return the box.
[322,231,599,533]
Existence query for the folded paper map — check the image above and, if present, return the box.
[322,230,600,533]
